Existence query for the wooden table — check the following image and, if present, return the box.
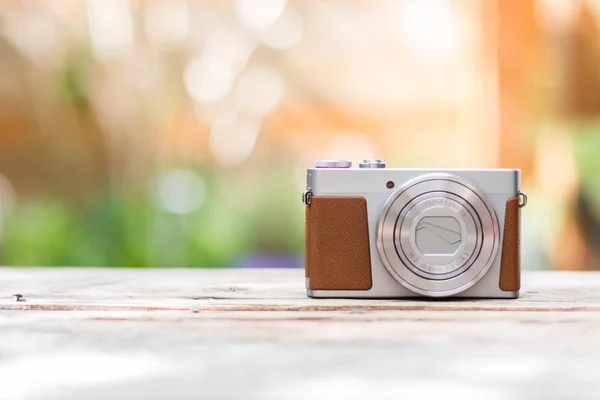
[1,268,599,399]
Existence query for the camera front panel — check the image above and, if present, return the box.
[304,162,523,299]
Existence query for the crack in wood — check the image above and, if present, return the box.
[2,303,600,312]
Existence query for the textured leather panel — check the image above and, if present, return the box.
[306,196,372,290]
[305,207,310,278]
[499,196,521,291]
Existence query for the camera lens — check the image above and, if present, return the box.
[377,174,500,297]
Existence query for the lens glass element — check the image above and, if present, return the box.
[416,217,461,255]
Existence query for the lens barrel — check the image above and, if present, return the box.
[377,174,500,297]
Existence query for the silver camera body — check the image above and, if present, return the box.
[303,160,525,299]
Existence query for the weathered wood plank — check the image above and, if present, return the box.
[1,268,600,311]
[1,268,599,399]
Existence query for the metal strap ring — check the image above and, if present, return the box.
[302,190,312,206]
[518,191,528,208]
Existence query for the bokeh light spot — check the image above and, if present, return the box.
[86,0,134,59]
[203,27,257,73]
[210,108,262,166]
[143,0,189,47]
[153,169,206,215]
[259,7,304,50]
[184,56,235,104]
[236,0,287,28]
[234,66,284,115]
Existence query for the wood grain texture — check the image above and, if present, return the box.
[1,268,600,399]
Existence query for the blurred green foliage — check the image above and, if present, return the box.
[55,44,93,111]
[2,164,304,267]
[573,121,600,221]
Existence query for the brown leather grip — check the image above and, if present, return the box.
[305,196,372,290]
[305,206,310,278]
[499,196,521,291]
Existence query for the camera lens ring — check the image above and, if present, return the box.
[376,174,500,297]
[393,192,482,280]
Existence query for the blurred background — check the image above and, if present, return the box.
[0,0,599,270]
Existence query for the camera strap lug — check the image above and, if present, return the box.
[302,190,312,207]
[518,191,528,208]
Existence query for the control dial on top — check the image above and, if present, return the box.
[314,160,352,168]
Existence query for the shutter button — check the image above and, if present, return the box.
[359,159,386,168]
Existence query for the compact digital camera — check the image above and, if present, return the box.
[302,159,527,299]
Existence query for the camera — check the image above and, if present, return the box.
[302,159,527,299]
